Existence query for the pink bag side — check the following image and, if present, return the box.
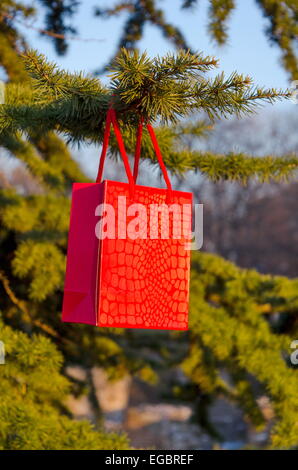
[62,182,104,325]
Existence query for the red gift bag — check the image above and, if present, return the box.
[62,108,192,330]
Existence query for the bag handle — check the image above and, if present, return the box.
[133,119,173,203]
[96,108,135,197]
[96,108,173,202]
[146,123,173,202]
[133,117,143,183]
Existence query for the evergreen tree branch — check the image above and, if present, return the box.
[93,0,298,80]
[2,133,65,188]
[95,0,193,72]
[108,125,298,182]
[37,0,79,55]
[1,47,296,185]
[256,0,298,80]
[0,49,290,137]
[0,25,28,82]
[208,0,235,45]
[0,269,63,339]
[188,251,298,448]
[187,151,298,182]
[0,320,131,449]
[30,132,89,186]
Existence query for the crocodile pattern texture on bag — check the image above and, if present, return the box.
[62,107,193,330]
[97,180,192,329]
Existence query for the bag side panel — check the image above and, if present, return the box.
[62,182,104,325]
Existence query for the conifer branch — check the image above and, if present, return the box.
[208,0,235,45]
[0,269,28,315]
[93,0,298,80]
[0,46,296,185]
[1,1,297,450]
[0,270,61,339]
[0,49,290,139]
[189,251,298,448]
[2,133,65,188]
[107,125,298,182]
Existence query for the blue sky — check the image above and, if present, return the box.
[21,0,290,90]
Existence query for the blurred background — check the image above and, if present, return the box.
[0,0,297,450]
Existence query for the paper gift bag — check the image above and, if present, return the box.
[62,108,192,330]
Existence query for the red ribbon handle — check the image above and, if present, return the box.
[96,108,135,197]
[96,108,173,202]
[146,123,173,202]
[133,117,143,183]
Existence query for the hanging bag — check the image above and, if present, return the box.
[62,108,192,329]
